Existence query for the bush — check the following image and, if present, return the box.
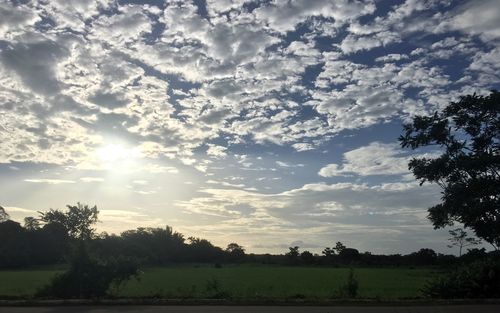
[422,259,500,298]
[37,243,139,298]
[336,268,359,298]
[205,277,230,299]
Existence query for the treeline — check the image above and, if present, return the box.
[0,204,495,269]
[0,204,244,268]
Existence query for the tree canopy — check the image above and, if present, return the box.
[39,203,99,240]
[400,90,500,249]
[0,206,9,222]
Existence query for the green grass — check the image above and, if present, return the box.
[0,265,436,300]
[0,269,63,297]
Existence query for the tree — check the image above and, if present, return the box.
[408,248,437,266]
[400,90,500,249]
[300,250,314,264]
[322,247,335,257]
[39,203,99,240]
[447,227,481,257]
[24,216,41,231]
[0,206,9,222]
[226,242,245,261]
[286,246,299,258]
[339,248,360,263]
[334,241,346,254]
[0,220,30,268]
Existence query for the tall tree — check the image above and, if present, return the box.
[39,203,99,240]
[226,243,245,259]
[286,246,300,259]
[400,90,500,249]
[334,241,346,254]
[447,227,481,257]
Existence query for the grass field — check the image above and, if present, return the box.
[0,266,436,300]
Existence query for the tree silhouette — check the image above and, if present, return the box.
[400,90,500,249]
[24,217,40,231]
[447,227,481,257]
[39,203,99,240]
[300,250,314,264]
[0,206,9,222]
[322,247,335,257]
[286,246,299,258]
[226,242,245,261]
[334,241,346,254]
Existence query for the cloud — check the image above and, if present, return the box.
[0,0,499,254]
[98,209,164,233]
[1,37,68,96]
[24,179,76,184]
[0,2,40,39]
[254,0,375,33]
[318,142,411,177]
[80,177,104,183]
[175,178,442,253]
[446,0,500,40]
[206,144,228,159]
[292,143,315,152]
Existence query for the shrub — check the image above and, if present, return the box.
[37,243,139,298]
[336,268,359,298]
[422,259,500,298]
[205,277,230,299]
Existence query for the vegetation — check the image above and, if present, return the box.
[0,196,499,300]
[400,90,500,299]
[447,228,481,257]
[0,206,9,222]
[400,90,500,249]
[423,259,500,299]
[37,243,139,298]
[336,268,359,299]
[0,266,434,300]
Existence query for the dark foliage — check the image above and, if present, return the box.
[400,90,500,249]
[37,243,139,298]
[339,248,360,264]
[0,220,68,268]
[39,203,99,240]
[0,206,493,270]
[0,206,9,222]
[336,268,359,298]
[285,246,300,264]
[300,250,314,264]
[226,242,246,262]
[423,259,500,298]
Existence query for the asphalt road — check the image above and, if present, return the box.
[1,306,500,313]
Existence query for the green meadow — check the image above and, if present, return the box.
[0,265,436,300]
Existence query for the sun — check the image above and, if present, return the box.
[96,143,140,169]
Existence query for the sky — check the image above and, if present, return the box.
[1,0,499,255]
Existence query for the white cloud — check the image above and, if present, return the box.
[319,142,411,177]
[446,0,500,40]
[24,179,76,184]
[175,178,441,253]
[80,177,104,182]
[254,0,375,33]
[206,144,228,159]
[292,143,315,152]
[0,2,40,39]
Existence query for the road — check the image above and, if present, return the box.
[1,305,500,313]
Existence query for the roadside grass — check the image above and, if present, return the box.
[0,265,436,300]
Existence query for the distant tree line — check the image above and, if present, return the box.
[0,204,496,269]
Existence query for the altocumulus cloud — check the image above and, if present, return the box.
[0,0,499,253]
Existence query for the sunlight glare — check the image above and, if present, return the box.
[96,144,140,170]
